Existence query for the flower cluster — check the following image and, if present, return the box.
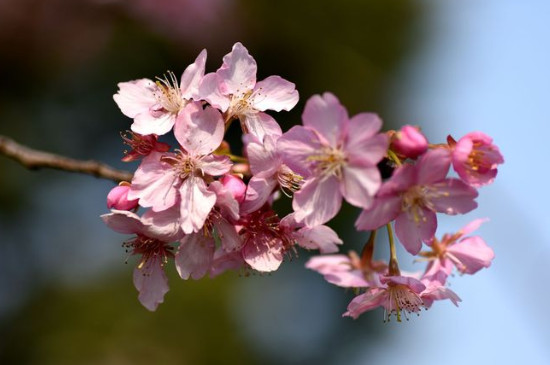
[102,42,504,320]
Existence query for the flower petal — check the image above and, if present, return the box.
[174,103,225,155]
[341,165,381,209]
[252,76,299,112]
[302,92,348,146]
[179,177,216,234]
[241,112,282,141]
[294,225,343,253]
[395,209,437,255]
[355,195,402,231]
[277,125,322,178]
[133,258,169,311]
[180,49,207,99]
[218,42,257,94]
[113,79,157,118]
[293,176,342,227]
[175,233,215,280]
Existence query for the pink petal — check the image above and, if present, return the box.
[345,113,383,150]
[179,177,216,234]
[305,254,352,275]
[343,289,386,319]
[341,165,381,209]
[246,135,279,176]
[218,42,257,95]
[200,154,232,176]
[430,179,478,215]
[277,126,322,178]
[447,236,494,274]
[101,210,145,235]
[293,176,342,227]
[416,148,452,185]
[382,275,426,293]
[128,152,179,212]
[241,112,282,141]
[141,205,183,241]
[180,49,207,99]
[132,111,175,136]
[395,209,437,255]
[243,237,284,272]
[355,195,402,231]
[240,175,278,215]
[324,271,370,288]
[174,103,224,155]
[252,76,299,112]
[294,225,343,253]
[113,79,157,118]
[213,218,242,251]
[346,133,389,167]
[175,233,215,280]
[133,258,169,311]
[460,218,488,236]
[302,92,348,147]
[198,73,230,111]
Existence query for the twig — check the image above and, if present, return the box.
[0,135,133,183]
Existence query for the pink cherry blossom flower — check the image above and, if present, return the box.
[101,210,180,311]
[241,134,303,214]
[114,49,207,136]
[107,183,139,211]
[356,148,478,255]
[343,275,426,322]
[279,213,343,254]
[420,218,495,277]
[450,132,504,187]
[128,102,232,233]
[277,92,388,227]
[199,42,299,140]
[120,131,171,162]
[390,125,428,159]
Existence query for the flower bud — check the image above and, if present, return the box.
[220,174,246,203]
[107,184,139,210]
[391,125,428,159]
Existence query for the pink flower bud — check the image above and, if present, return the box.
[107,184,139,210]
[220,174,246,203]
[391,125,428,159]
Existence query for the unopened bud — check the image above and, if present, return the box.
[220,174,246,203]
[391,125,428,159]
[107,184,139,210]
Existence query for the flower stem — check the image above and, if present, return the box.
[386,223,401,276]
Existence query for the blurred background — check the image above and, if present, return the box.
[0,0,548,364]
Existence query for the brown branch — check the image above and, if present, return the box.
[0,134,133,183]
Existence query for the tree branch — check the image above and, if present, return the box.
[0,134,133,183]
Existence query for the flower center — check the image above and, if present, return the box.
[385,284,424,322]
[308,147,347,180]
[155,71,184,114]
[161,150,202,180]
[124,235,174,273]
[228,90,255,119]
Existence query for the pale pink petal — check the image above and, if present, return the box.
[424,257,454,278]
[447,236,494,274]
[113,79,157,118]
[345,113,383,149]
[213,218,242,251]
[324,271,370,288]
[174,103,224,155]
[175,233,215,280]
[382,275,426,293]
[133,258,169,311]
[252,76,299,112]
[341,165,381,209]
[430,179,478,215]
[132,111,175,136]
[305,254,352,275]
[243,237,284,272]
[180,49,207,99]
[343,289,386,319]
[346,133,389,167]
[240,175,278,215]
[395,209,437,255]
[208,181,240,221]
[355,196,402,231]
[302,92,348,146]
[209,248,245,278]
[128,152,179,212]
[179,177,216,234]
[198,73,230,111]
[460,218,488,236]
[200,154,232,176]
[218,42,257,94]
[242,112,282,141]
[141,205,183,241]
[416,148,452,184]
[294,225,343,253]
[293,176,342,227]
[101,210,145,235]
[277,126,322,178]
[246,135,279,176]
